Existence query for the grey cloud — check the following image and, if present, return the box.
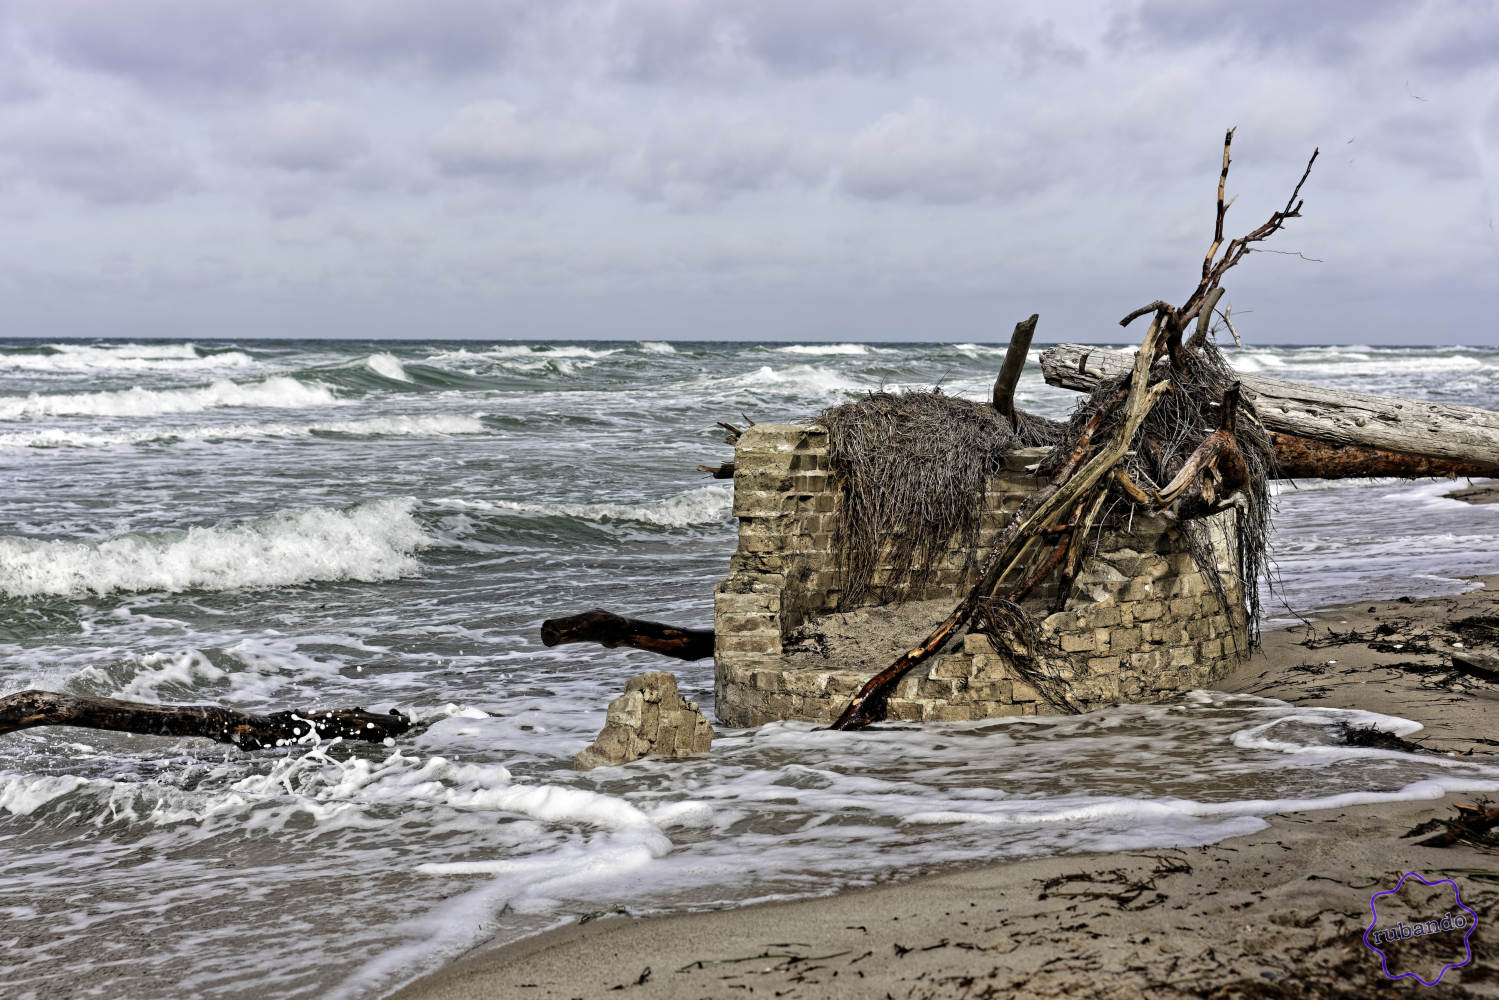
[609,0,993,81]
[429,100,610,180]
[620,113,827,206]
[1370,108,1482,181]
[1114,0,1408,62]
[247,102,369,173]
[1408,1,1499,75]
[838,100,1041,204]
[15,0,546,90]
[0,101,194,203]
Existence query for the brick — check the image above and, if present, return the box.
[925,704,974,722]
[718,634,781,655]
[931,657,971,680]
[887,699,924,721]
[964,632,996,654]
[717,612,777,634]
[1109,628,1143,653]
[919,677,959,699]
[1010,680,1041,702]
[968,679,1013,701]
[1060,633,1095,653]
[1076,605,1121,629]
[1131,601,1166,621]
[1169,645,1198,667]
[1093,628,1112,652]
[1086,655,1121,672]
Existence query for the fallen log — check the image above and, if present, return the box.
[1040,343,1499,474]
[541,609,715,661]
[0,690,410,750]
[1268,433,1493,480]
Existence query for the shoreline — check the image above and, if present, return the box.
[392,576,1499,999]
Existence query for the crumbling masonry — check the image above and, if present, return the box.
[714,424,1249,727]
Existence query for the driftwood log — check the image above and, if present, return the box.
[1041,343,1499,475]
[541,609,715,661]
[0,690,410,750]
[992,313,1039,426]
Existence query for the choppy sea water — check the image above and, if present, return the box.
[3,338,1499,999]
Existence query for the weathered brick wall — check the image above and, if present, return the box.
[714,424,1249,727]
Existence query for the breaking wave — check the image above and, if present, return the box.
[0,414,485,450]
[0,343,257,372]
[0,499,429,598]
[434,485,732,528]
[0,377,337,419]
[724,364,863,396]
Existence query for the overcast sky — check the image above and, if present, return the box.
[0,1,1495,345]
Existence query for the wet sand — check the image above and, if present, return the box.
[394,576,1499,999]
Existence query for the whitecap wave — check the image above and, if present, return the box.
[0,376,337,419]
[0,343,256,373]
[434,485,731,528]
[773,343,870,355]
[0,498,429,597]
[727,364,862,395]
[638,341,677,354]
[364,353,411,382]
[0,414,485,450]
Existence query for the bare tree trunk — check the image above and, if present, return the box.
[0,690,410,750]
[1040,343,1499,474]
[992,314,1039,425]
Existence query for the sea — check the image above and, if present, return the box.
[4,338,1499,999]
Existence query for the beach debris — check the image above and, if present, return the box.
[1402,800,1499,849]
[0,689,409,750]
[1333,723,1438,755]
[542,609,715,661]
[697,416,754,479]
[1450,649,1499,684]
[572,671,714,770]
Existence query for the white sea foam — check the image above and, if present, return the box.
[638,341,677,354]
[0,343,257,372]
[0,414,484,450]
[773,343,871,355]
[0,376,337,419]
[730,364,862,395]
[435,485,732,528]
[0,498,429,597]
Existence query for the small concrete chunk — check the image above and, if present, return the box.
[573,671,715,770]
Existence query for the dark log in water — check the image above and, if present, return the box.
[0,690,410,750]
[541,609,716,661]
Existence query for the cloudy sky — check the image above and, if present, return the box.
[0,0,1495,344]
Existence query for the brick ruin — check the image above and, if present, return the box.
[713,424,1250,727]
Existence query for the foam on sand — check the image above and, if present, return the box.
[0,498,430,598]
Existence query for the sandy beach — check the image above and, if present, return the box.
[393,562,1499,999]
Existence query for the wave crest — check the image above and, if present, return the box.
[0,377,336,420]
[0,499,429,598]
